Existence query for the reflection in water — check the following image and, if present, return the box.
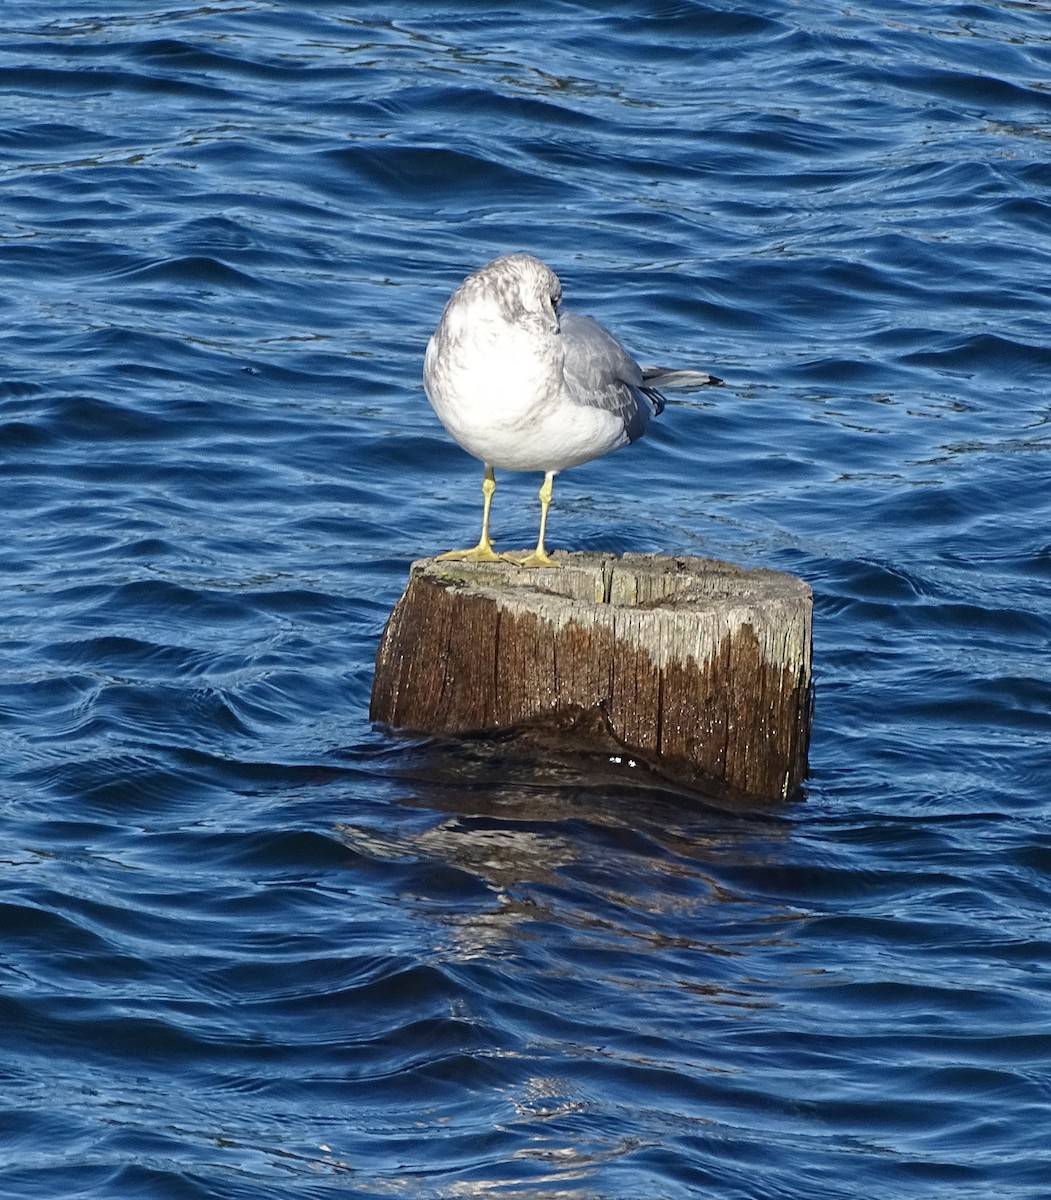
[337,732,798,991]
[416,822,580,888]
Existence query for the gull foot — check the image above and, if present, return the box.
[511,549,561,569]
[435,543,507,564]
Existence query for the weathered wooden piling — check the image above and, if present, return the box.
[370,553,812,802]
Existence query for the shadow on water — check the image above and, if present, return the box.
[350,722,800,828]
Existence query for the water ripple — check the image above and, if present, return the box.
[3,2,1051,1196]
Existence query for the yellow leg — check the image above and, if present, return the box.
[436,464,505,562]
[514,471,560,568]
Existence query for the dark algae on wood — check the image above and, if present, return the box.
[370,553,813,803]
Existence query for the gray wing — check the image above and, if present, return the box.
[559,311,658,444]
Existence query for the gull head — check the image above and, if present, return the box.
[466,252,563,335]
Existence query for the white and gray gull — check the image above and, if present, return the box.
[424,253,721,567]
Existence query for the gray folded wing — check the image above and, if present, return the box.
[559,311,654,443]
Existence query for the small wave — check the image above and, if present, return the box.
[317,143,571,203]
[901,332,1051,378]
[0,63,231,100]
[110,255,262,290]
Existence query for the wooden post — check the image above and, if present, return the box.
[370,552,812,803]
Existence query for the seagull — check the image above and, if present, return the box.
[424,253,721,567]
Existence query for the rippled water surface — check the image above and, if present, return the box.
[3,3,1051,1197]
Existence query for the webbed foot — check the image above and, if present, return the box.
[435,541,507,563]
[510,548,561,569]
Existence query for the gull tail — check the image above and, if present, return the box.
[640,365,723,417]
[641,365,724,389]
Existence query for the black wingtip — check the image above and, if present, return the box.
[642,386,666,416]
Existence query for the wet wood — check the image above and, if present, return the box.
[370,552,813,802]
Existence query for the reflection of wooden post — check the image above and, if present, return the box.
[370,553,813,802]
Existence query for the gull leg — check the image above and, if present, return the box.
[514,471,560,568]
[436,464,505,562]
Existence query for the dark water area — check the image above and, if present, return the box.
[3,3,1051,1196]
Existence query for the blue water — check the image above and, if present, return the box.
[3,3,1051,1196]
